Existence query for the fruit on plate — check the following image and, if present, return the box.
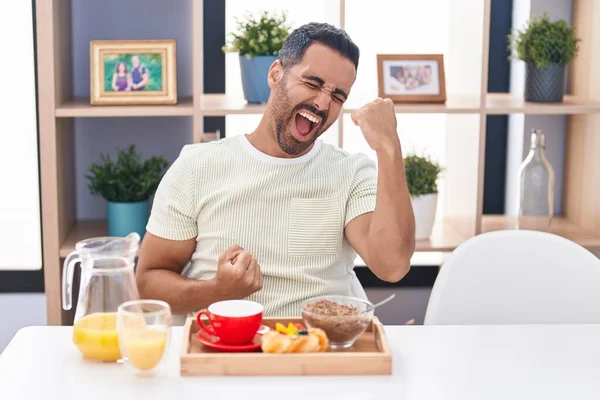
[261,326,329,353]
[275,322,306,336]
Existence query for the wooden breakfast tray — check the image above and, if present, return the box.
[180,316,392,376]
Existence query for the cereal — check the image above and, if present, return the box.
[302,299,371,344]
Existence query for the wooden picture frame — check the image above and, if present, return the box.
[377,54,446,103]
[90,40,177,105]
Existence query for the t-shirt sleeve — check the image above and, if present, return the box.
[345,156,378,226]
[146,146,198,240]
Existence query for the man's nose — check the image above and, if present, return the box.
[312,89,331,112]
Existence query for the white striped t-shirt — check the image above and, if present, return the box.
[146,134,377,318]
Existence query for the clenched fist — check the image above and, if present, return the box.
[350,97,400,151]
[214,244,263,300]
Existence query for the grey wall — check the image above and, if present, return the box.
[70,0,194,220]
[70,0,194,97]
[74,118,192,219]
[0,294,46,354]
[505,0,572,216]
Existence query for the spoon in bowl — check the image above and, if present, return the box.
[365,293,396,313]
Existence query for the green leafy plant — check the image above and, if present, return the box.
[508,13,580,68]
[222,10,291,58]
[404,154,443,197]
[86,145,169,203]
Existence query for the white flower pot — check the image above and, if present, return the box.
[411,193,438,240]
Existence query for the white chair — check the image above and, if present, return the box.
[424,230,600,325]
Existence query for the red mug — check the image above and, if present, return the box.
[196,300,264,345]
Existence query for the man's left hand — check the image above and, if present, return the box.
[350,97,400,152]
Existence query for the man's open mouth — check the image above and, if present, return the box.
[293,110,322,140]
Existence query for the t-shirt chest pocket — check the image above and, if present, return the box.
[288,197,341,257]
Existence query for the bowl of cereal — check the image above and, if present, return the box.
[301,295,374,349]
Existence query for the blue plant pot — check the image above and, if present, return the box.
[107,200,149,239]
[239,55,277,104]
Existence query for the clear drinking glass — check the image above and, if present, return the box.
[117,300,172,376]
[517,129,555,230]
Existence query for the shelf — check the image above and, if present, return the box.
[200,94,481,116]
[60,220,145,258]
[481,215,600,251]
[200,94,267,116]
[485,93,600,115]
[344,96,481,114]
[60,217,466,259]
[413,217,469,252]
[60,220,108,258]
[55,97,194,118]
[54,94,600,118]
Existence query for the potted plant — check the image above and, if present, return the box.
[404,154,443,240]
[222,10,291,104]
[508,13,580,102]
[86,145,169,238]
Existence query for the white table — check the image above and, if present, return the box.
[1,324,599,399]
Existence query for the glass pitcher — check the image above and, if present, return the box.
[62,232,140,362]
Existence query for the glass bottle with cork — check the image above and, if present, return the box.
[517,128,555,229]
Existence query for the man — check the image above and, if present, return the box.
[136,22,415,320]
[130,55,149,90]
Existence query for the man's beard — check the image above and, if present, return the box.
[271,83,329,156]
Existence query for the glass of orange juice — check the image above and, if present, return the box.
[117,300,172,376]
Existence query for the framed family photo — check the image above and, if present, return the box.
[377,54,446,103]
[90,40,177,105]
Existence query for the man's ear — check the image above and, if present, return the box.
[267,60,284,89]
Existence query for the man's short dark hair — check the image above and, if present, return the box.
[278,22,359,71]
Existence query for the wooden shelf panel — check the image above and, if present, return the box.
[56,97,193,117]
[481,215,600,251]
[343,96,481,114]
[200,94,267,116]
[199,94,481,116]
[53,94,600,118]
[60,220,145,258]
[60,220,108,258]
[414,217,469,252]
[485,93,600,115]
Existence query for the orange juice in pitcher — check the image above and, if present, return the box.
[72,312,120,362]
[62,233,140,362]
